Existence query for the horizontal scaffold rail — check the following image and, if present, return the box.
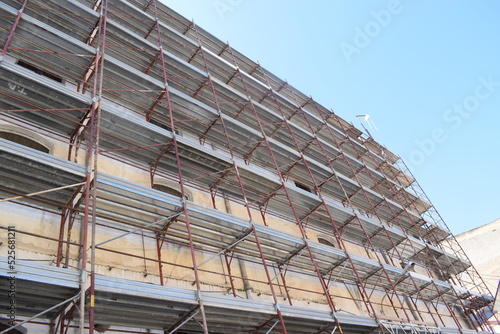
[0,58,452,254]
[0,139,482,308]
[0,0,426,212]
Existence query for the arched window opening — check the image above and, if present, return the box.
[294,181,313,193]
[318,236,338,249]
[0,131,50,153]
[153,183,189,199]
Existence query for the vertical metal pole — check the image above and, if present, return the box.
[0,0,28,58]
[273,80,455,328]
[57,184,85,267]
[257,70,388,321]
[278,265,293,306]
[301,97,437,320]
[148,4,209,331]
[327,110,490,330]
[156,236,165,285]
[223,253,237,297]
[223,47,347,332]
[79,102,96,334]
[79,0,109,332]
[251,224,288,334]
[396,157,499,326]
[191,21,294,331]
[56,209,69,267]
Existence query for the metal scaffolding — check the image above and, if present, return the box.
[0,0,497,333]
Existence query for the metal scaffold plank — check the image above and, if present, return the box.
[1,0,497,332]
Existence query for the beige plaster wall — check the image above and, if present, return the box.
[0,127,471,330]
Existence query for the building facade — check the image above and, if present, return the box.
[455,219,500,332]
[0,0,497,333]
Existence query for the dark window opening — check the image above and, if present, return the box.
[294,181,312,193]
[148,118,178,134]
[0,131,49,153]
[17,60,63,83]
[318,237,337,248]
[153,184,184,199]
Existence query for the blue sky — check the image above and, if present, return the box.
[165,1,500,235]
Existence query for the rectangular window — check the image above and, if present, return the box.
[17,59,63,83]
[294,181,312,193]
